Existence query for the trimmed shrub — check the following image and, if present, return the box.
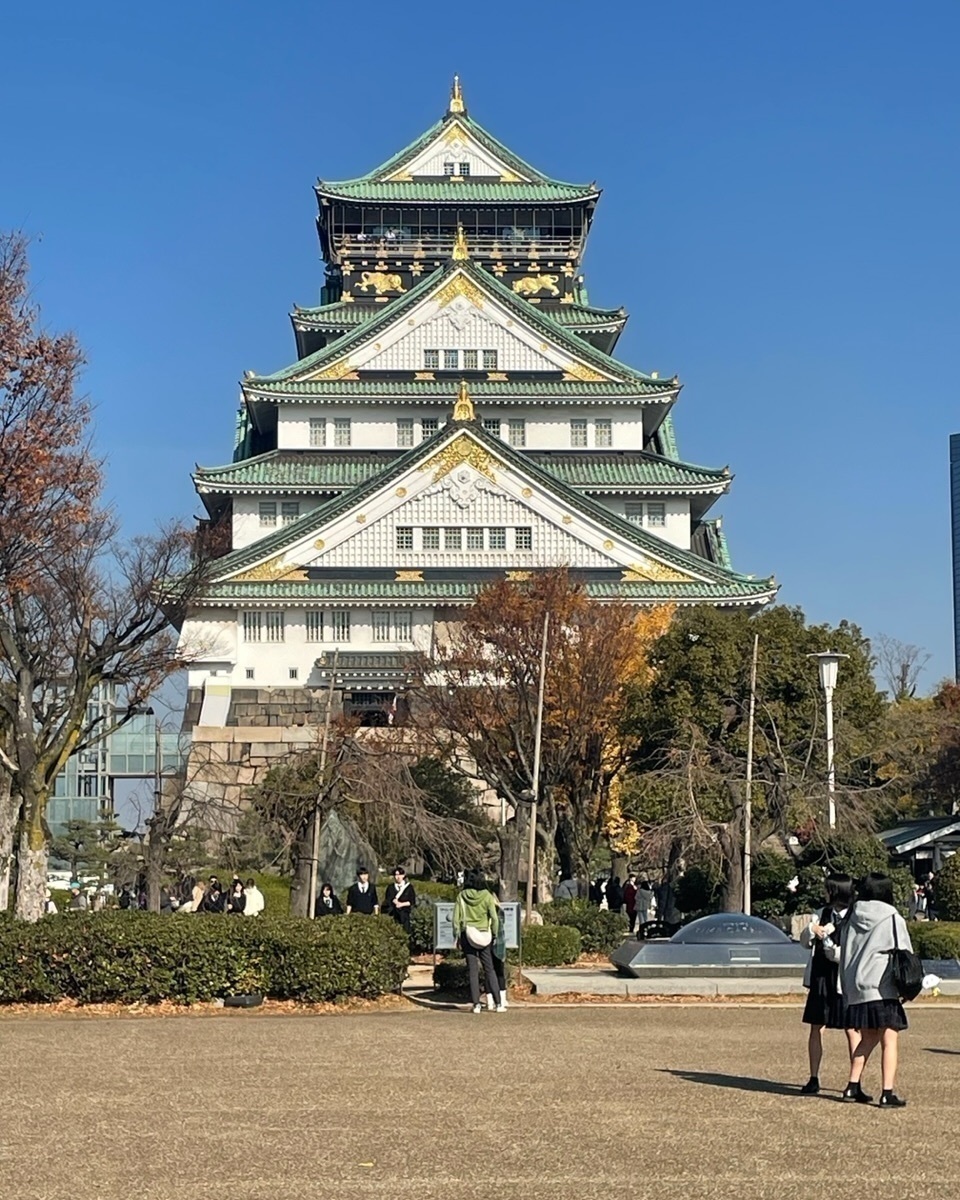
[515,923,581,966]
[908,921,960,960]
[541,899,626,954]
[0,912,409,1005]
[933,855,960,922]
[409,901,436,956]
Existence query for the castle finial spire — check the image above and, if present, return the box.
[453,379,475,422]
[449,74,465,114]
[452,223,470,261]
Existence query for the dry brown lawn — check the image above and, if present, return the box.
[3,1004,959,1200]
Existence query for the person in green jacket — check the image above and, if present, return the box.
[453,869,504,1013]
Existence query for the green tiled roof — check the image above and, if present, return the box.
[247,258,672,393]
[546,304,626,329]
[201,577,772,606]
[315,180,598,204]
[291,301,375,329]
[245,378,672,401]
[206,420,771,600]
[194,449,730,495]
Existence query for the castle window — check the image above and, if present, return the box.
[309,417,326,447]
[421,417,439,440]
[508,419,526,447]
[422,527,440,550]
[515,527,533,550]
[289,668,298,680]
[281,502,300,526]
[334,418,351,447]
[443,349,459,370]
[489,527,506,550]
[570,419,588,448]
[373,611,413,642]
[372,611,391,642]
[466,528,485,550]
[306,611,324,642]
[595,419,612,448]
[483,417,501,437]
[443,161,455,176]
[424,349,440,370]
[482,349,498,370]
[625,503,644,526]
[444,527,462,550]
[646,502,666,528]
[242,611,262,642]
[332,610,351,642]
[394,611,413,641]
[265,611,285,643]
[459,162,471,176]
[397,417,414,447]
[396,526,414,550]
[245,668,255,680]
[258,502,277,528]
[463,349,478,370]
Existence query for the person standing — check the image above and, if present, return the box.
[453,869,504,1014]
[606,876,623,914]
[799,874,856,1095]
[346,867,379,915]
[839,872,912,1107]
[244,878,265,916]
[623,874,639,933]
[382,867,416,934]
[316,882,343,916]
[636,880,656,928]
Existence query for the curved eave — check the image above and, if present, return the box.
[242,380,679,403]
[314,180,601,206]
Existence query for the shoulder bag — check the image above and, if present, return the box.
[890,915,924,1002]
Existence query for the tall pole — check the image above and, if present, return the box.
[743,633,759,915]
[308,648,339,917]
[524,613,549,925]
[825,682,837,831]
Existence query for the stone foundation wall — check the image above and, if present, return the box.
[184,687,340,731]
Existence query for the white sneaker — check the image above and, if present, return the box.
[499,994,508,1009]
[472,1004,482,1014]
[496,1003,507,1012]
[485,995,495,1011]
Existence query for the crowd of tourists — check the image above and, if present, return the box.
[800,870,917,1108]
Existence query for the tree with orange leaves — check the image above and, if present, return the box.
[0,233,209,920]
[411,567,672,898]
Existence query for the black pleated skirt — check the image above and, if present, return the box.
[845,998,908,1032]
[802,973,848,1029]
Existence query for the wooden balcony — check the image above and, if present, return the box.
[336,232,579,262]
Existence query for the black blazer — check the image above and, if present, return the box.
[316,893,344,916]
[346,882,378,914]
[383,882,417,924]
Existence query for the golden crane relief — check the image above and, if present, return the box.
[449,74,465,114]
[452,379,475,422]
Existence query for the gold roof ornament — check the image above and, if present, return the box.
[452,379,475,422]
[452,223,470,261]
[449,74,465,114]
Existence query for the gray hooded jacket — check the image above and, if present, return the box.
[839,899,912,1005]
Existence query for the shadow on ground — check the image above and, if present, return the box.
[659,1068,801,1096]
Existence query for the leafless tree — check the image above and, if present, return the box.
[874,634,930,702]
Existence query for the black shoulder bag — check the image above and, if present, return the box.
[890,915,924,1002]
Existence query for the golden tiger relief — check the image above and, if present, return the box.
[357,271,406,294]
[512,274,561,297]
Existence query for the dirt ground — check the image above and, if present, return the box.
[3,1004,959,1200]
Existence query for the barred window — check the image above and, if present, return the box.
[424,349,440,370]
[281,502,300,526]
[463,349,478,370]
[443,349,459,370]
[245,668,255,680]
[595,419,612,448]
[482,417,501,437]
[422,527,440,550]
[507,419,526,447]
[443,161,455,176]
[459,162,471,176]
[306,611,324,642]
[421,417,439,440]
[265,611,285,643]
[570,419,588,448]
[396,526,414,550]
[488,527,506,550]
[258,502,277,527]
[332,610,351,641]
[482,349,498,370]
[467,528,484,550]
[289,668,298,680]
[646,502,666,528]
[394,610,412,641]
[397,417,414,447]
[444,527,463,550]
[309,417,326,447]
[372,611,391,642]
[242,611,262,642]
[334,418,351,447]
[625,503,644,526]
[515,527,532,550]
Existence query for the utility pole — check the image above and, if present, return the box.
[743,633,759,915]
[524,613,549,925]
[308,648,339,917]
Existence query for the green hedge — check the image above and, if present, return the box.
[518,923,581,966]
[933,856,960,921]
[541,900,627,954]
[0,912,409,1005]
[908,921,960,959]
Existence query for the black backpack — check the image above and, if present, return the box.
[889,915,924,1002]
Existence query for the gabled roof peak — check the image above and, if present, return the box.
[449,74,465,115]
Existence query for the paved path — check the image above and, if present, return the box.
[3,1006,960,1199]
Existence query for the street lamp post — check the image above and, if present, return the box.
[807,651,849,830]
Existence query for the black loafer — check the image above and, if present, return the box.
[842,1084,873,1104]
[879,1092,907,1108]
[800,1077,820,1095]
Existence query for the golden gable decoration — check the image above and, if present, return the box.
[435,273,486,309]
[621,559,691,583]
[229,555,307,583]
[309,359,357,381]
[418,432,500,483]
[563,361,607,383]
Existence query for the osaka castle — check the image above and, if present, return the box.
[182,78,776,729]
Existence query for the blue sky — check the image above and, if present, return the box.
[4,2,959,689]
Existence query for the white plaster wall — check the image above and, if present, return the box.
[402,128,510,178]
[232,495,325,550]
[605,497,692,549]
